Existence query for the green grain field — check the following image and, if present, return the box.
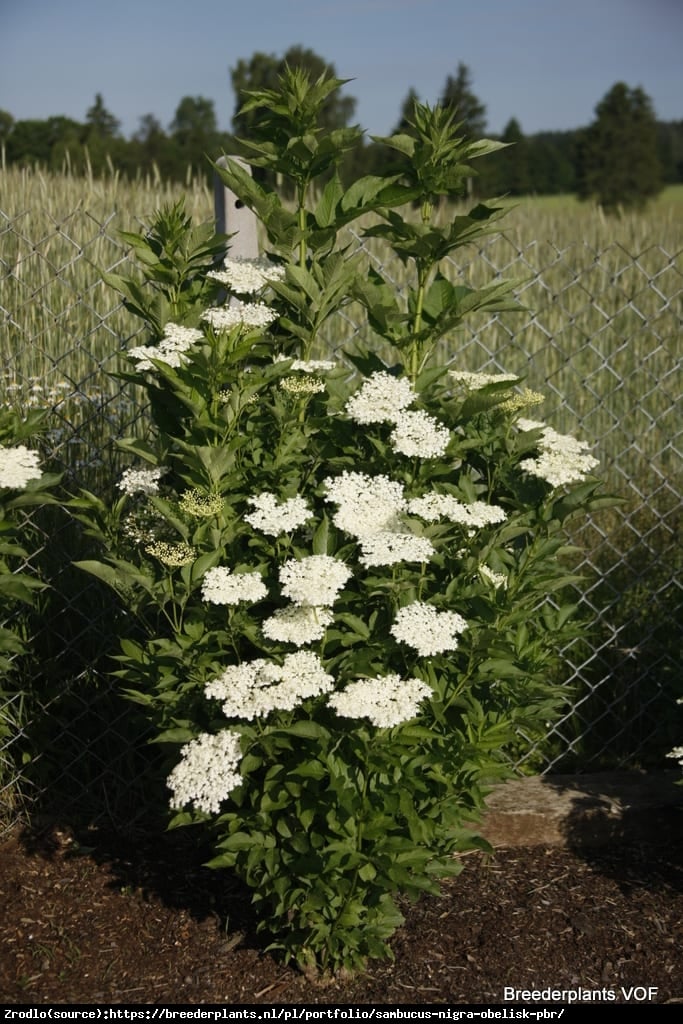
[1,165,681,536]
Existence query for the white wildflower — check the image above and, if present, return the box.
[344,371,416,425]
[167,730,242,814]
[517,418,546,433]
[0,445,42,488]
[279,554,352,607]
[323,471,406,538]
[328,673,433,728]
[208,256,285,294]
[391,601,468,657]
[117,466,167,496]
[407,493,507,529]
[666,746,683,768]
[358,530,435,568]
[390,410,450,458]
[262,605,333,645]
[519,422,599,487]
[128,323,203,371]
[201,566,267,605]
[201,301,277,331]
[479,565,508,589]
[274,355,336,373]
[244,492,312,536]
[205,651,334,720]
[449,370,519,390]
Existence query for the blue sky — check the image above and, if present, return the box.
[2,0,681,139]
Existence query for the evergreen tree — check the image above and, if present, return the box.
[577,82,662,210]
[85,93,120,138]
[439,63,486,138]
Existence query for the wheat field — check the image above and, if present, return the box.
[1,165,681,520]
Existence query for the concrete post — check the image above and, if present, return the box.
[214,155,260,259]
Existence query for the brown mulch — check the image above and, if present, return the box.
[1,814,682,1006]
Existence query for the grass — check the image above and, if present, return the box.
[0,164,681,789]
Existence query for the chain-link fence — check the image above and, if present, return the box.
[1,195,681,833]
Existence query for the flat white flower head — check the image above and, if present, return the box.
[479,565,508,589]
[407,493,507,529]
[449,370,519,390]
[667,746,683,768]
[201,300,277,331]
[279,554,352,607]
[345,371,416,425]
[323,471,406,538]
[208,256,285,294]
[117,466,167,496]
[262,605,334,646]
[358,531,435,568]
[201,566,267,605]
[391,601,468,657]
[244,492,312,536]
[390,410,450,459]
[328,674,433,728]
[167,730,242,814]
[205,651,335,720]
[274,355,336,374]
[0,445,42,489]
[128,323,203,371]
[518,421,599,487]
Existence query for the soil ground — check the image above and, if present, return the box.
[1,810,682,1007]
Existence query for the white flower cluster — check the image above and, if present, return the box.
[391,601,468,657]
[201,566,267,605]
[518,419,600,488]
[345,371,450,459]
[344,371,416,424]
[449,370,519,390]
[167,729,242,814]
[328,673,433,728]
[667,746,683,768]
[324,471,436,568]
[262,605,333,645]
[128,323,203,371]
[275,355,336,374]
[479,565,508,589]
[206,651,335,719]
[407,493,507,529]
[323,471,406,537]
[117,466,167,496]
[244,492,312,536]
[201,300,278,331]
[208,256,285,294]
[0,445,42,489]
[358,530,435,569]
[390,410,450,458]
[279,554,352,607]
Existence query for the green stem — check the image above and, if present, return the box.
[410,263,430,383]
[297,181,308,270]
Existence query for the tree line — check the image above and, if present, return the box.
[1,47,681,208]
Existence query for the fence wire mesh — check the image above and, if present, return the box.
[1,199,681,833]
